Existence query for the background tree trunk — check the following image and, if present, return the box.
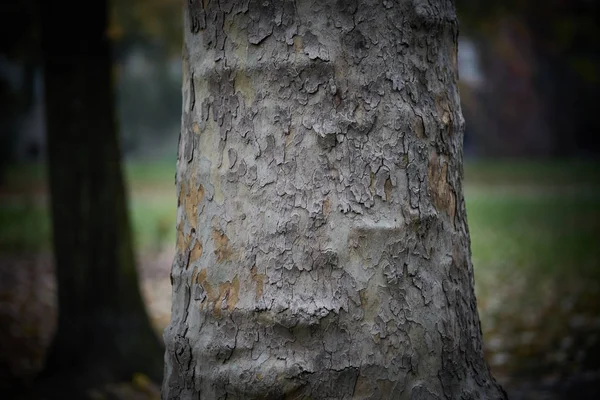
[164,1,506,398]
[38,0,163,394]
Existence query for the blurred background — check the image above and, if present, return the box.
[0,0,598,399]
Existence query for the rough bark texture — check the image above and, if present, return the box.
[164,1,506,398]
[39,0,163,394]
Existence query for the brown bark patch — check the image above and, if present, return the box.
[435,93,453,137]
[451,41,459,81]
[250,265,265,301]
[428,152,456,222]
[384,177,393,201]
[181,181,204,230]
[333,91,342,108]
[323,198,331,217]
[212,229,233,262]
[196,268,240,316]
[354,376,385,399]
[452,244,467,271]
[191,266,199,284]
[293,36,303,53]
[234,71,254,105]
[204,276,240,317]
[192,122,200,134]
[189,239,203,264]
[196,268,217,310]
[222,276,240,312]
[359,289,368,308]
[413,115,426,139]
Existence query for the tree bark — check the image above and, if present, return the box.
[164,1,506,399]
[38,0,163,394]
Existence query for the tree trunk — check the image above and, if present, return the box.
[164,1,506,398]
[38,0,163,394]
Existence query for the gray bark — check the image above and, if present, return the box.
[164,1,506,399]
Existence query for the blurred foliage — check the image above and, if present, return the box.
[116,54,182,155]
[109,0,183,57]
[456,0,599,86]
[0,0,184,170]
[0,0,183,61]
[463,159,600,186]
[108,0,184,157]
[0,2,39,61]
[456,0,600,156]
[457,0,598,46]
[0,2,39,177]
[0,201,50,252]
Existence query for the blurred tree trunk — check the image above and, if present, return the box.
[38,0,163,395]
[0,1,39,181]
[164,1,506,399]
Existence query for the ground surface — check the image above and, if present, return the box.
[0,159,599,399]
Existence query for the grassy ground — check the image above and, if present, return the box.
[463,160,600,391]
[1,158,599,396]
[0,159,177,252]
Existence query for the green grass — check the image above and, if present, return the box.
[466,185,600,305]
[128,190,177,250]
[0,200,51,252]
[467,189,600,272]
[0,193,177,253]
[124,158,176,188]
[464,158,600,186]
[0,158,179,252]
[1,158,176,192]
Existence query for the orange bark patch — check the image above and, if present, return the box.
[428,152,456,222]
[212,229,233,262]
[181,180,204,230]
[196,268,217,305]
[189,239,203,264]
[191,266,199,284]
[250,265,265,301]
[220,276,240,313]
[196,269,239,317]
